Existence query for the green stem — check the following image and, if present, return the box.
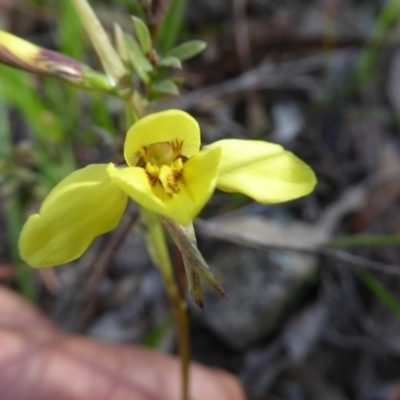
[141,208,190,400]
[124,91,145,124]
[69,0,127,86]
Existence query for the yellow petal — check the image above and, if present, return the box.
[207,139,317,203]
[19,164,128,268]
[124,110,200,166]
[0,30,39,64]
[108,146,221,225]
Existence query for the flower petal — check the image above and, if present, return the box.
[207,139,317,203]
[108,146,221,225]
[19,164,128,267]
[124,110,200,166]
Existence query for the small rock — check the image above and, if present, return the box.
[197,238,316,350]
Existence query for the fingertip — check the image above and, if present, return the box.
[190,363,247,400]
[0,287,52,328]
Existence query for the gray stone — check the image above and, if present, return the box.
[197,240,316,350]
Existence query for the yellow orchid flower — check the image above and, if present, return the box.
[19,109,317,267]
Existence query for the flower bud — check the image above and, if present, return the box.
[0,30,112,92]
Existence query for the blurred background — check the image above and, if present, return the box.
[2,1,400,399]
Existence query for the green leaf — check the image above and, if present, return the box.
[353,0,400,90]
[124,34,153,84]
[0,66,63,143]
[141,315,172,347]
[357,268,400,321]
[167,40,206,61]
[151,79,179,96]
[132,16,152,54]
[159,56,182,69]
[157,0,187,54]
[326,234,400,247]
[57,1,85,60]
[114,23,129,65]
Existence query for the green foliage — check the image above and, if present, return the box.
[141,315,172,348]
[328,231,400,322]
[159,56,182,69]
[0,92,36,302]
[150,79,179,97]
[57,1,86,60]
[157,0,187,55]
[167,40,206,61]
[353,0,400,90]
[132,16,152,54]
[0,66,63,143]
[117,0,145,18]
[0,65,73,186]
[115,19,187,99]
[357,268,400,321]
[124,33,153,84]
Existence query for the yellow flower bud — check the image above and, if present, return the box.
[0,30,112,91]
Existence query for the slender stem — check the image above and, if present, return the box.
[69,0,127,86]
[141,208,190,400]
